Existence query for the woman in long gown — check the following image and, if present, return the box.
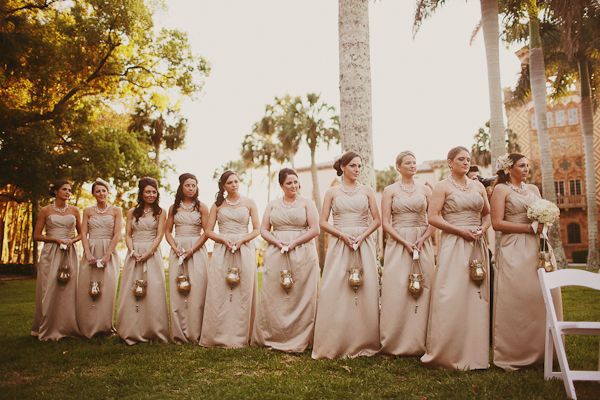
[32,180,81,340]
[200,170,260,348]
[380,151,436,356]
[312,151,381,359]
[78,179,122,338]
[165,173,209,344]
[116,177,169,345]
[252,168,320,352]
[491,153,563,370]
[421,146,491,370]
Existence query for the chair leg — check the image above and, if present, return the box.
[551,327,577,400]
[544,323,553,379]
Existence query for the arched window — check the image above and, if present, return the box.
[567,223,581,244]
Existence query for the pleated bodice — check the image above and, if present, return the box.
[504,191,537,224]
[217,206,249,235]
[46,214,76,239]
[391,193,428,228]
[132,215,158,242]
[270,203,307,232]
[174,209,202,237]
[332,193,369,229]
[442,191,483,227]
[88,214,114,239]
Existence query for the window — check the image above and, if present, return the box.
[569,179,582,196]
[568,108,579,125]
[555,181,565,196]
[547,112,554,128]
[567,223,581,244]
[555,110,566,127]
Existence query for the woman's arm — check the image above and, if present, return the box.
[125,209,135,255]
[415,184,436,251]
[479,183,492,236]
[288,199,320,250]
[235,199,260,246]
[205,204,231,249]
[139,210,166,262]
[319,189,354,248]
[70,207,82,244]
[33,207,55,243]
[164,205,181,255]
[354,187,381,247]
[490,185,533,234]
[103,207,123,264]
[260,202,283,249]
[185,202,211,258]
[81,208,95,263]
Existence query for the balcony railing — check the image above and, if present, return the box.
[555,194,586,209]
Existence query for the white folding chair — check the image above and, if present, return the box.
[538,269,600,400]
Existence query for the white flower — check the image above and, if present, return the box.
[496,154,513,174]
[527,199,560,225]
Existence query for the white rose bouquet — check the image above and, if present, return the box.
[527,198,560,272]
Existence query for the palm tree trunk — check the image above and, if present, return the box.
[577,57,599,269]
[338,0,375,188]
[310,147,325,268]
[480,0,506,165]
[528,1,567,268]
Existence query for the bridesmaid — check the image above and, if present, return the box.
[77,178,122,338]
[312,151,381,359]
[200,171,260,348]
[165,173,209,344]
[491,153,563,370]
[421,146,491,370]
[32,180,81,340]
[116,177,169,345]
[380,151,436,356]
[252,168,320,352]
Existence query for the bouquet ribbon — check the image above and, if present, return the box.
[531,221,550,241]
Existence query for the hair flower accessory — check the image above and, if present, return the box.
[496,154,513,174]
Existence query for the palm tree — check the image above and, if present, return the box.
[338,0,375,187]
[414,0,507,167]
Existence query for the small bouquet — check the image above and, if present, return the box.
[527,199,560,272]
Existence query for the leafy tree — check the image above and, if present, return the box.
[471,121,522,167]
[376,167,398,192]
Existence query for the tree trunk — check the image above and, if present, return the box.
[528,3,568,268]
[338,0,375,188]
[577,57,599,269]
[154,142,161,167]
[480,0,506,166]
[310,147,325,268]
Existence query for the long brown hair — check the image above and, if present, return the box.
[133,177,162,222]
[173,173,199,216]
[215,170,236,207]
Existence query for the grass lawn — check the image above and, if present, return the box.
[1,278,599,399]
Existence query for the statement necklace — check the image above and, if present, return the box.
[53,202,68,213]
[398,181,416,193]
[449,175,470,191]
[225,197,241,207]
[281,197,298,209]
[143,207,153,215]
[340,183,359,195]
[508,182,526,194]
[180,201,195,212]
[95,204,110,214]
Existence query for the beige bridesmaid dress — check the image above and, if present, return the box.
[421,191,490,370]
[168,208,208,344]
[380,192,435,356]
[493,190,563,370]
[116,215,169,345]
[31,214,80,340]
[312,191,380,359]
[200,206,257,348]
[76,214,120,338]
[252,202,319,352]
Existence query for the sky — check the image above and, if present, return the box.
[154,0,523,207]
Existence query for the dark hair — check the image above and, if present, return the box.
[278,168,298,185]
[48,179,71,197]
[91,178,110,193]
[447,146,470,161]
[133,177,162,222]
[468,166,480,174]
[173,173,199,216]
[333,151,361,176]
[495,153,527,185]
[215,170,236,207]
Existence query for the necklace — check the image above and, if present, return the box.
[225,197,240,207]
[180,201,195,212]
[398,181,416,193]
[95,204,110,214]
[340,183,359,195]
[143,207,153,215]
[508,182,526,193]
[449,175,470,191]
[53,202,68,213]
[281,197,297,208]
